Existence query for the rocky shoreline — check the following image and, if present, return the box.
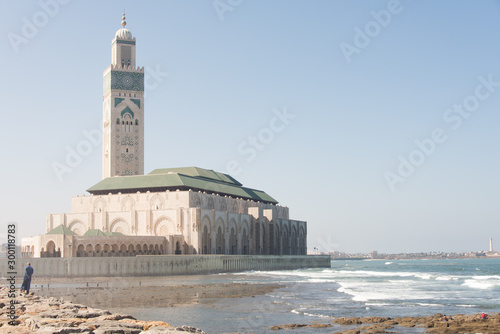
[2,283,499,334]
[0,286,206,334]
[271,313,500,334]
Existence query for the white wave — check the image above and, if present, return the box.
[462,278,500,290]
[385,262,393,265]
[307,278,335,283]
[303,312,332,318]
[415,273,432,280]
[457,304,479,308]
[236,267,467,285]
[435,275,460,281]
[472,275,500,280]
[417,303,444,307]
[365,302,391,306]
[461,275,500,290]
[337,280,437,302]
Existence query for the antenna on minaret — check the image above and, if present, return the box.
[122,11,126,27]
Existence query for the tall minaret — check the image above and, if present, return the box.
[102,12,144,178]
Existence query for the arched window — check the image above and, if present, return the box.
[135,120,139,126]
[116,118,120,124]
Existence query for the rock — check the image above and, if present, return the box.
[141,328,188,334]
[270,324,308,330]
[332,317,363,325]
[25,317,41,331]
[75,308,112,318]
[358,323,393,333]
[143,321,170,330]
[99,313,136,321]
[84,320,143,330]
[174,326,207,333]
[332,330,361,334]
[308,323,332,328]
[38,309,78,319]
[93,328,142,334]
[34,327,92,333]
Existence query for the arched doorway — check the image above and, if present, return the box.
[202,225,210,254]
[229,227,237,255]
[242,228,249,255]
[42,241,61,258]
[216,226,224,254]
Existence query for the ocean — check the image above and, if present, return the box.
[112,258,500,333]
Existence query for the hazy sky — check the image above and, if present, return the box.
[1,0,499,253]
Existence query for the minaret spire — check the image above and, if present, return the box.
[102,13,145,178]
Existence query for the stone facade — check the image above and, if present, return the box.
[32,190,306,257]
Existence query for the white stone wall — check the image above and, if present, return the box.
[2,255,331,278]
[42,190,305,257]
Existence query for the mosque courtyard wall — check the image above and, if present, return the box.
[3,255,331,278]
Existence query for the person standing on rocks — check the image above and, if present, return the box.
[20,262,34,294]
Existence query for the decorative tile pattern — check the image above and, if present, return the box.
[114,98,125,106]
[121,153,134,163]
[115,40,136,45]
[121,135,134,146]
[121,106,134,118]
[111,71,144,91]
[130,98,141,108]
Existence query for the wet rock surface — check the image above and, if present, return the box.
[271,313,500,333]
[0,287,206,334]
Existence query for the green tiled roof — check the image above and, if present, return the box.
[82,229,124,236]
[148,167,242,186]
[104,231,124,236]
[87,167,277,204]
[83,229,107,236]
[46,224,77,236]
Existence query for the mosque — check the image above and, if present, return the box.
[21,15,307,258]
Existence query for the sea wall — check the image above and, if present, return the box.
[2,255,330,278]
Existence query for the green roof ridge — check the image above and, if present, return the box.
[148,167,242,186]
[46,224,77,235]
[87,167,277,204]
[83,229,107,236]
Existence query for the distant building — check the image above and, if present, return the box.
[22,14,307,258]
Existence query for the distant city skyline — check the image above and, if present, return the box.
[1,0,499,253]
